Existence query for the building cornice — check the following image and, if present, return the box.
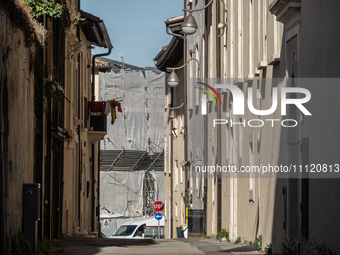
[269,0,291,15]
[269,0,301,22]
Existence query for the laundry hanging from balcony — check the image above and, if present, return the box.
[88,101,106,121]
[105,100,123,125]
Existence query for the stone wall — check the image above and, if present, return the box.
[0,2,42,251]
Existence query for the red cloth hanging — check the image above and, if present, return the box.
[109,100,123,113]
[88,101,105,121]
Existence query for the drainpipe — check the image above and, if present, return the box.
[216,0,222,234]
[203,0,209,235]
[183,0,188,199]
[91,48,111,237]
[166,24,183,39]
[91,49,112,101]
[170,87,174,238]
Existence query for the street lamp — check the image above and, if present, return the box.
[182,0,214,35]
[167,70,180,87]
[180,161,191,171]
[181,12,198,35]
[166,102,184,120]
[168,109,177,119]
[166,58,200,87]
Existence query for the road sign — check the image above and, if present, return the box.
[153,201,163,212]
[155,212,162,221]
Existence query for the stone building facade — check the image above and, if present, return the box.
[159,0,340,254]
[0,1,112,253]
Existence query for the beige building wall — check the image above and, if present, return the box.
[164,60,187,238]
[62,1,104,236]
[185,0,286,248]
[162,1,340,253]
[1,1,109,253]
[215,0,286,246]
[181,0,340,254]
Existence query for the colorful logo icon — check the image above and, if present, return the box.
[196,82,223,106]
[196,82,223,115]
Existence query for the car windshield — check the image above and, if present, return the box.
[113,225,138,236]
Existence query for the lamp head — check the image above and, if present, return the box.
[167,70,180,87]
[168,109,177,119]
[181,12,198,35]
[180,161,191,171]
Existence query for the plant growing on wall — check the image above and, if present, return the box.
[10,231,33,255]
[234,236,241,244]
[183,196,192,209]
[37,235,54,254]
[23,0,64,20]
[254,235,262,250]
[216,229,229,241]
[308,239,336,255]
[22,0,85,28]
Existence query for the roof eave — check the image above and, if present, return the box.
[80,10,113,50]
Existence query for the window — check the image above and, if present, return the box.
[113,225,137,236]
[133,225,145,237]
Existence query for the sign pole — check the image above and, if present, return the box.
[158,219,160,239]
[153,201,163,239]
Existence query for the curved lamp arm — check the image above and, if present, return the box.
[168,103,184,110]
[183,0,214,13]
[167,58,200,71]
[166,58,201,87]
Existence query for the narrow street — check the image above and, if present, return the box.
[2,0,340,254]
[49,237,265,255]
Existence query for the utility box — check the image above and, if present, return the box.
[23,183,41,255]
[188,209,203,234]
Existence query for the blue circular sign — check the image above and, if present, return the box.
[155,212,162,220]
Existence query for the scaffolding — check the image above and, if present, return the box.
[98,66,165,216]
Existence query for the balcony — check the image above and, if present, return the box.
[84,114,106,144]
[86,101,108,143]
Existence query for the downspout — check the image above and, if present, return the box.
[90,48,111,233]
[91,48,111,238]
[166,24,183,39]
[38,14,46,241]
[183,0,188,198]
[170,86,174,238]
[91,49,112,101]
[216,0,222,234]
[203,0,209,235]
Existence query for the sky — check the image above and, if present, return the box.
[81,0,184,68]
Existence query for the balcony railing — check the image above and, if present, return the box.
[90,114,107,132]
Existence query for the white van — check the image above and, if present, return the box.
[109,216,164,239]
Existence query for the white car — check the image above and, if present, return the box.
[109,216,164,239]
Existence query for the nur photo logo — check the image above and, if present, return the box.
[197,82,312,128]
